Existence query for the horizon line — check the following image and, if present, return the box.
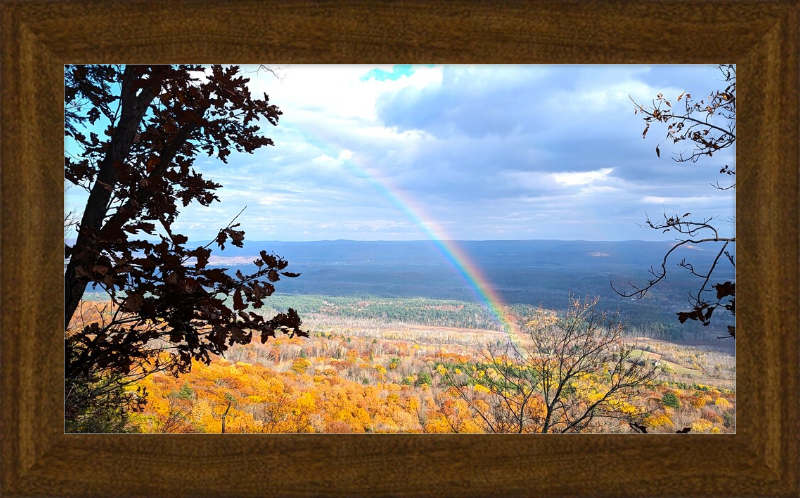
[65,237,687,245]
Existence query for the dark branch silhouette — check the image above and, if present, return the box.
[613,64,736,338]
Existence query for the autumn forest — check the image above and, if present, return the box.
[64,64,736,434]
[70,290,735,434]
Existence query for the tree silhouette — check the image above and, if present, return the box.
[613,65,736,338]
[65,65,305,431]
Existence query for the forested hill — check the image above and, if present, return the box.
[202,239,735,337]
[72,238,734,337]
[65,238,734,270]
[188,238,734,269]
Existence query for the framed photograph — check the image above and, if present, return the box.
[2,1,798,497]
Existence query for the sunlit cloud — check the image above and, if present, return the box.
[641,196,712,204]
[552,168,614,186]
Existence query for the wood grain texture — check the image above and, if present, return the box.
[1,1,798,496]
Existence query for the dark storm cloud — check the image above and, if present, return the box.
[376,65,557,139]
[373,65,734,207]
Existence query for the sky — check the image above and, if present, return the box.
[65,64,736,242]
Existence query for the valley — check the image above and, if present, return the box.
[127,292,735,434]
[78,239,735,433]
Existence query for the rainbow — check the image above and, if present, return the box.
[291,129,525,348]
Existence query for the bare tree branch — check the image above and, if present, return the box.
[616,64,736,338]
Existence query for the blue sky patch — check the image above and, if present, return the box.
[361,64,434,82]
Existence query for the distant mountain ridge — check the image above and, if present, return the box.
[65,238,734,275]
[66,238,734,282]
[74,239,734,337]
[185,239,733,269]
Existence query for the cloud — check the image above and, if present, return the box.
[66,64,735,242]
[255,64,731,240]
[641,195,713,205]
[552,168,615,186]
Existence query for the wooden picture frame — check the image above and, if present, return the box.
[1,1,797,496]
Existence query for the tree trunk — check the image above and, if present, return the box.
[64,66,156,329]
[221,400,232,434]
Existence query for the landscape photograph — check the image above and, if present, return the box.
[65,64,736,434]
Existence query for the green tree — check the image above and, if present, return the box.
[614,65,736,338]
[64,65,305,431]
[415,371,432,387]
[64,371,145,433]
[662,392,681,409]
